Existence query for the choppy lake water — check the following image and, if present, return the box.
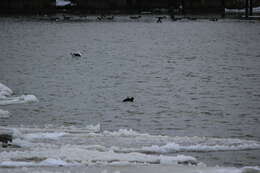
[0,16,260,172]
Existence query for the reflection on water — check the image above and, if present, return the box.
[0,17,260,167]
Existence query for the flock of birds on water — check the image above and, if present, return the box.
[51,14,219,23]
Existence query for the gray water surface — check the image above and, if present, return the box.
[0,17,260,167]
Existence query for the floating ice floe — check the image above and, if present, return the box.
[0,82,38,106]
[0,165,259,173]
[0,95,39,106]
[0,144,198,167]
[0,83,13,99]
[0,125,260,169]
[0,158,74,167]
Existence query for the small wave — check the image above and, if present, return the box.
[0,144,198,167]
[103,129,152,137]
[0,158,75,167]
[1,125,260,169]
[24,132,66,140]
[3,125,260,151]
[138,141,260,153]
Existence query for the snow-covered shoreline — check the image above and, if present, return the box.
[225,6,260,13]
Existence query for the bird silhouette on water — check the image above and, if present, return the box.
[122,97,134,102]
[71,52,82,57]
[0,134,12,147]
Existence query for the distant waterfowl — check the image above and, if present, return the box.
[106,16,114,20]
[123,97,134,102]
[186,17,197,21]
[130,15,142,19]
[63,15,71,20]
[156,16,167,23]
[170,14,176,21]
[210,18,218,21]
[97,15,114,21]
[97,16,103,21]
[71,52,82,57]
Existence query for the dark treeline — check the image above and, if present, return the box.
[0,0,259,14]
[0,0,54,13]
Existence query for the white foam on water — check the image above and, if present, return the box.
[0,144,198,167]
[2,125,260,152]
[39,158,75,166]
[0,158,74,167]
[5,124,101,137]
[196,166,260,173]
[241,167,260,173]
[1,125,260,169]
[138,141,260,153]
[0,109,10,118]
[11,138,35,148]
[24,132,66,140]
[103,129,151,137]
[85,124,101,133]
[0,165,259,173]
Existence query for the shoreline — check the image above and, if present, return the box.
[0,164,260,173]
[0,10,260,21]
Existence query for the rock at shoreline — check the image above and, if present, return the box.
[0,133,12,147]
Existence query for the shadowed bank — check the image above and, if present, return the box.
[0,0,259,15]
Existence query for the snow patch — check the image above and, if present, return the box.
[56,0,72,7]
[0,83,13,98]
[225,7,260,13]
[0,109,10,118]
